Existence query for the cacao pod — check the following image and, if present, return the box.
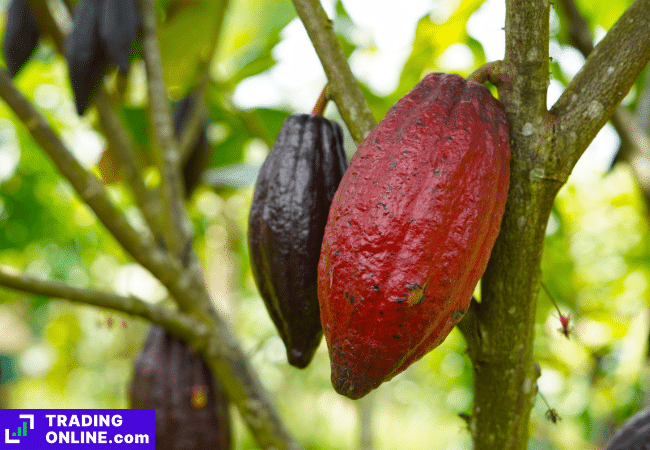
[318,72,510,399]
[248,114,348,368]
[172,94,210,197]
[66,0,108,115]
[605,406,650,450]
[99,0,140,74]
[3,0,40,77]
[129,326,232,450]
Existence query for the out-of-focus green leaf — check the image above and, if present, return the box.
[397,0,485,97]
[207,83,290,168]
[119,106,150,150]
[250,108,290,145]
[216,0,295,83]
[158,0,227,97]
[575,0,633,31]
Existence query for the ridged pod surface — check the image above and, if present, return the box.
[129,327,231,450]
[248,114,348,368]
[318,72,510,399]
[66,0,108,115]
[99,0,140,74]
[3,0,40,77]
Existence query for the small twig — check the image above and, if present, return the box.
[636,71,650,131]
[177,0,229,164]
[94,91,164,238]
[0,264,206,340]
[550,0,650,168]
[0,68,208,320]
[178,74,209,166]
[557,0,594,55]
[27,0,164,243]
[540,281,571,338]
[557,0,650,209]
[467,61,507,86]
[359,393,374,450]
[291,0,375,144]
[140,0,190,252]
[537,391,561,424]
[609,110,650,206]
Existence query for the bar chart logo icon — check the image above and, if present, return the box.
[4,415,34,444]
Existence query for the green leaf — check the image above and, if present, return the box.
[119,106,150,151]
[576,0,633,31]
[397,0,485,97]
[215,0,295,83]
[158,0,228,97]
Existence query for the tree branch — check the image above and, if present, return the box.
[558,0,650,207]
[28,0,165,242]
[557,0,594,56]
[550,0,650,169]
[291,0,376,144]
[94,91,165,240]
[178,75,209,166]
[138,5,305,448]
[0,264,206,339]
[612,111,650,210]
[140,0,191,253]
[2,4,302,448]
[1,71,301,449]
[0,69,212,319]
[456,297,481,360]
[469,0,554,447]
[177,0,228,165]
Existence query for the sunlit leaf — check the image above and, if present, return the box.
[158,0,228,97]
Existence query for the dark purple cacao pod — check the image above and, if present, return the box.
[605,406,650,450]
[99,0,140,74]
[3,0,40,77]
[248,113,348,368]
[129,326,231,450]
[66,0,108,115]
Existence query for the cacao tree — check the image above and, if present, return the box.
[0,0,649,449]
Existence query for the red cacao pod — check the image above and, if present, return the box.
[318,72,510,399]
[129,326,232,450]
[248,114,348,368]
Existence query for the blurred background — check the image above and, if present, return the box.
[0,0,648,449]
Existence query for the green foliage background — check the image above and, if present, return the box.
[0,0,648,449]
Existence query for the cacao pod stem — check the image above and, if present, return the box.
[540,281,572,338]
[311,85,329,116]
